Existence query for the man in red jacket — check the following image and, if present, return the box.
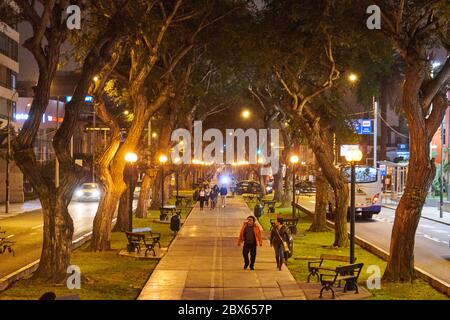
[237,216,263,270]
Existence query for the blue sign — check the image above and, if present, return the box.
[65,96,93,103]
[352,119,373,135]
[379,164,387,177]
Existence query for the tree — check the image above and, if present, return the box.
[1,0,128,282]
[373,0,450,282]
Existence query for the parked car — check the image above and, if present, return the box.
[235,180,263,195]
[295,181,316,194]
[74,183,101,202]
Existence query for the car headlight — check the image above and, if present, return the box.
[75,190,83,197]
[92,190,100,197]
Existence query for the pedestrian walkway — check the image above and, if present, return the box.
[0,200,41,219]
[138,196,306,300]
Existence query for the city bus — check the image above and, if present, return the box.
[329,165,382,220]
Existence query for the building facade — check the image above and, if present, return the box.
[0,22,23,203]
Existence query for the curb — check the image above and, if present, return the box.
[382,204,450,226]
[0,231,93,292]
[296,202,450,297]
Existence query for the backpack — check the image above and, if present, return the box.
[170,214,181,232]
[193,190,199,201]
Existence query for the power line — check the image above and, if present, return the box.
[378,114,409,138]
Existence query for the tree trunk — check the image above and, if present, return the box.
[34,196,74,283]
[281,166,293,207]
[273,169,284,202]
[114,188,131,232]
[309,169,328,232]
[91,187,121,251]
[151,170,164,209]
[383,58,437,282]
[136,171,154,218]
[295,114,349,247]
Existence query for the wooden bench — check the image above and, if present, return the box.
[0,228,15,256]
[294,254,354,283]
[159,207,181,221]
[261,200,276,213]
[125,231,161,256]
[319,263,364,299]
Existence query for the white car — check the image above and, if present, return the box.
[74,183,101,202]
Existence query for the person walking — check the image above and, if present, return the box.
[270,218,289,271]
[210,186,218,210]
[199,188,206,211]
[220,185,228,207]
[237,216,262,270]
[205,185,211,207]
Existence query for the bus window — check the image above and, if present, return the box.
[341,166,378,183]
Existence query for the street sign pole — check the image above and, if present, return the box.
[373,96,378,168]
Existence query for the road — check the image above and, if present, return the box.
[0,201,105,279]
[297,195,450,288]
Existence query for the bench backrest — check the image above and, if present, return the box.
[336,263,364,277]
[320,254,353,262]
[125,232,145,241]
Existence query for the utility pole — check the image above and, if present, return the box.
[5,100,11,214]
[373,96,378,168]
[55,97,60,188]
[92,105,96,182]
[440,117,444,218]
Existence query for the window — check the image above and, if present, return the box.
[0,65,16,89]
[341,166,378,183]
[0,31,18,62]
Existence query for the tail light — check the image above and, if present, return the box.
[372,193,380,204]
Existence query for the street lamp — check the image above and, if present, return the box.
[348,73,358,83]
[125,152,138,232]
[159,154,168,208]
[290,154,300,217]
[344,148,363,265]
[174,156,181,199]
[241,109,251,119]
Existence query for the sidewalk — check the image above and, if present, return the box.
[383,197,450,225]
[0,200,41,220]
[138,197,306,300]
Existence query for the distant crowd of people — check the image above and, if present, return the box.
[194,183,228,210]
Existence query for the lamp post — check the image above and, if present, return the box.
[290,154,299,218]
[174,157,181,200]
[159,154,168,208]
[344,148,363,264]
[125,152,138,232]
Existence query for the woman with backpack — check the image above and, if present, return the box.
[270,218,290,271]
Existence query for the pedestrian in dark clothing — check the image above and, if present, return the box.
[199,188,206,210]
[237,216,263,270]
[270,218,289,270]
[220,185,228,207]
[210,189,218,209]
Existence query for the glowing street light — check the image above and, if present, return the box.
[348,73,358,83]
[93,76,99,82]
[125,152,138,163]
[241,109,251,119]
